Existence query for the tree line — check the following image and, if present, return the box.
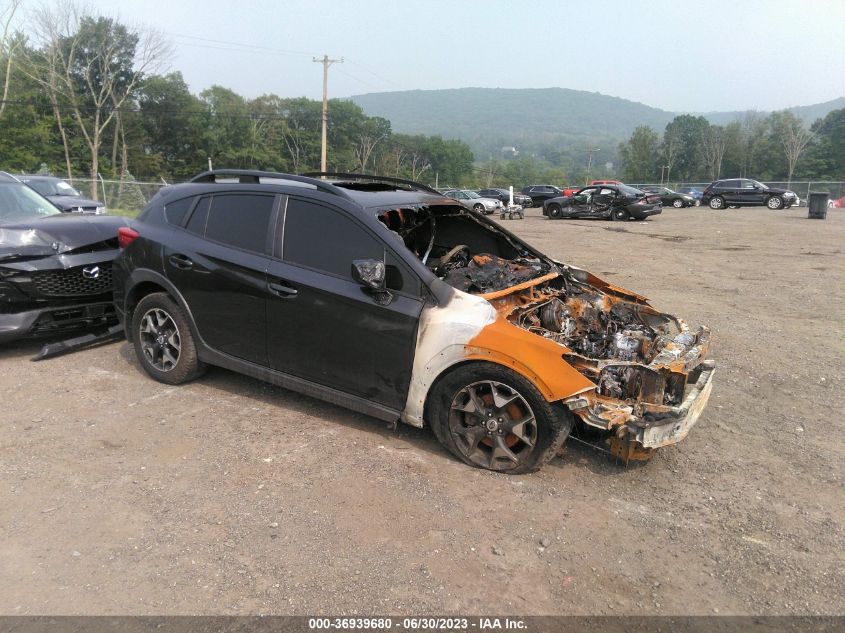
[617,109,845,185]
[0,1,475,198]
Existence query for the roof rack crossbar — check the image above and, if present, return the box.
[188,169,354,200]
[301,172,443,196]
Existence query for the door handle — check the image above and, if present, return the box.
[268,280,298,298]
[169,254,193,270]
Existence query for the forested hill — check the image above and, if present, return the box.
[350,88,845,157]
[703,96,845,126]
[350,87,673,148]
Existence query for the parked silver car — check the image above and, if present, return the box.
[443,189,503,215]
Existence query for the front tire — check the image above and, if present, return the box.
[132,292,205,385]
[548,204,563,219]
[428,362,573,474]
[766,195,784,210]
[473,203,487,214]
[672,198,684,208]
[709,196,725,209]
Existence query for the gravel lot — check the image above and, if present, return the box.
[1,205,843,616]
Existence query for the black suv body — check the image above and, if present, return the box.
[113,170,715,473]
[701,179,797,210]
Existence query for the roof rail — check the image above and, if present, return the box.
[302,172,444,196]
[189,169,353,200]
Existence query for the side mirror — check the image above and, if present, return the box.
[351,259,386,291]
[352,259,393,306]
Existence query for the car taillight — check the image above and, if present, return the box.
[118,226,140,249]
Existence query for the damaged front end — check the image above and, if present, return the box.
[0,218,128,344]
[495,270,714,461]
[378,202,714,461]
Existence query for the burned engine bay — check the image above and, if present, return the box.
[379,204,712,456]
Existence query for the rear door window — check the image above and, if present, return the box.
[203,194,276,254]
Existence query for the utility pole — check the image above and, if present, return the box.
[313,54,343,174]
[586,147,600,184]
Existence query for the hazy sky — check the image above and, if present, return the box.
[56,0,845,112]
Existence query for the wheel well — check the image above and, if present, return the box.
[124,281,168,341]
[421,359,549,429]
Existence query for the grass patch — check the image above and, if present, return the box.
[106,207,140,218]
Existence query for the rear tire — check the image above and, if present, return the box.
[672,198,684,208]
[132,292,205,385]
[612,207,630,221]
[709,196,725,209]
[428,362,573,474]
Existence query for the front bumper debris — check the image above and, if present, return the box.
[567,360,715,461]
[0,300,117,344]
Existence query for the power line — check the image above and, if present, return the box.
[171,33,312,58]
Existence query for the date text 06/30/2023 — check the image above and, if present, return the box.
[308,617,527,630]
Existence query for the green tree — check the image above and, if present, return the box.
[619,125,658,182]
[138,72,206,179]
[806,107,845,179]
[663,115,709,180]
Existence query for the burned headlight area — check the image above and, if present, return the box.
[507,280,707,416]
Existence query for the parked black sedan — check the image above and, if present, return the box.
[639,185,695,208]
[543,184,662,221]
[0,172,127,343]
[18,174,105,214]
[477,188,532,207]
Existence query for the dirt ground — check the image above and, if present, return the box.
[0,205,843,616]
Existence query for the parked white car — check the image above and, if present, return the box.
[443,189,503,215]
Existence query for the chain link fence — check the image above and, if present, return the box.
[65,176,168,216]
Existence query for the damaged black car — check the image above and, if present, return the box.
[0,172,128,343]
[543,184,662,221]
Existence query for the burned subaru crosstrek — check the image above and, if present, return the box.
[0,172,128,343]
[114,170,714,473]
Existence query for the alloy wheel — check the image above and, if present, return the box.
[139,308,182,372]
[448,380,538,471]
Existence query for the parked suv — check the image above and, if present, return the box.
[520,185,564,206]
[114,170,714,472]
[702,179,798,210]
[477,188,532,207]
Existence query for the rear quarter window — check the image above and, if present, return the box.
[164,197,195,225]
